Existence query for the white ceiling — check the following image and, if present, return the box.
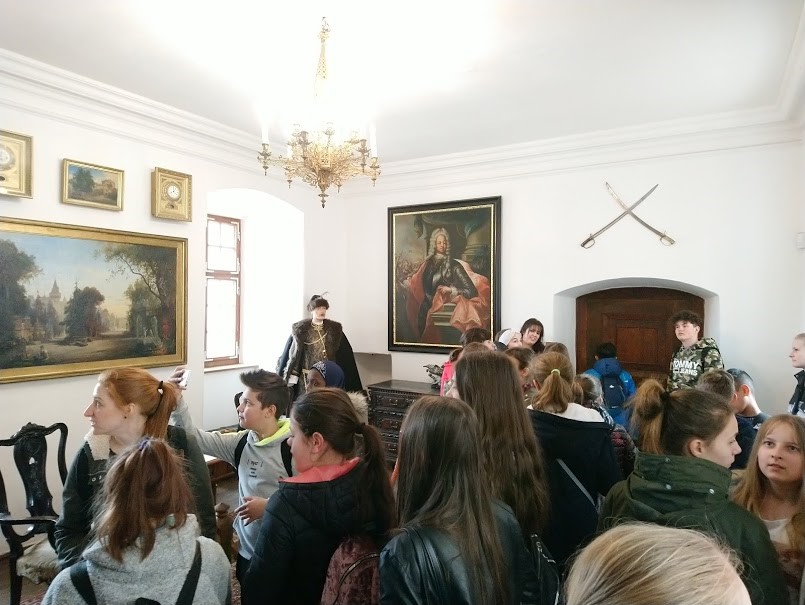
[1,0,803,163]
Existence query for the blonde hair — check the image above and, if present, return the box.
[532,352,576,414]
[565,524,747,605]
[733,414,805,553]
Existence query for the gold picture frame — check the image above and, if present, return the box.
[62,159,124,210]
[152,167,192,221]
[0,130,33,198]
[0,217,187,383]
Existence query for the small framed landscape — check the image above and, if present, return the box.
[62,159,124,210]
[0,129,33,198]
[152,167,192,221]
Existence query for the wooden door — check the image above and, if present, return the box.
[576,288,704,385]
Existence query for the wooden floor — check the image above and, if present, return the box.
[0,475,239,605]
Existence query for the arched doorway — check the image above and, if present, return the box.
[576,287,705,385]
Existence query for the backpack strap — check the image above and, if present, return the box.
[69,560,97,605]
[281,438,293,477]
[175,540,203,605]
[233,432,249,471]
[556,458,598,512]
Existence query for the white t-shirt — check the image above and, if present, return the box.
[763,517,805,605]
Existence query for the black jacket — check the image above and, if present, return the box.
[379,501,539,605]
[276,319,362,399]
[789,370,805,416]
[528,408,621,568]
[54,425,217,569]
[242,460,382,605]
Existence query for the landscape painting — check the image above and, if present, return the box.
[388,196,501,353]
[0,218,186,383]
[62,159,124,210]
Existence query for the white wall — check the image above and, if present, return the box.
[340,142,804,412]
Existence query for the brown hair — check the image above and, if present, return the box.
[396,396,510,605]
[670,309,702,327]
[733,415,805,553]
[454,351,550,534]
[95,438,192,562]
[574,373,602,407]
[461,327,492,346]
[504,346,536,382]
[543,341,570,358]
[631,379,733,456]
[565,523,746,605]
[532,352,577,414]
[291,388,395,533]
[696,369,736,400]
[520,318,545,353]
[240,369,290,416]
[98,368,179,440]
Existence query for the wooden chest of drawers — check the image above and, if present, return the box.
[367,380,436,466]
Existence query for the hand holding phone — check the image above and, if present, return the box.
[178,370,191,389]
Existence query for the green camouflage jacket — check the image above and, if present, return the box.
[667,337,723,391]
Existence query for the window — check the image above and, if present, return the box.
[205,215,241,367]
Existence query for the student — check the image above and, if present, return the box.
[696,369,755,470]
[667,310,724,391]
[440,328,495,395]
[727,368,771,429]
[789,333,805,418]
[733,415,805,605]
[504,346,539,406]
[599,379,787,605]
[520,318,546,354]
[583,342,636,426]
[380,396,539,605]
[55,368,215,569]
[170,368,291,584]
[494,328,523,351]
[454,350,551,538]
[528,352,621,569]
[43,438,230,605]
[242,388,394,605]
[564,523,751,605]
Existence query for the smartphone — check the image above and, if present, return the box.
[179,370,191,389]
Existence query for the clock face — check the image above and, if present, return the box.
[165,182,181,201]
[0,145,14,170]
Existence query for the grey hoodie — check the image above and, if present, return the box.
[42,515,230,605]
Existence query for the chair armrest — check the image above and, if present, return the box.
[0,515,58,526]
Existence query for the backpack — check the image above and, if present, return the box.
[600,372,626,409]
[319,534,380,605]
[233,431,293,477]
[527,533,561,605]
[70,539,202,605]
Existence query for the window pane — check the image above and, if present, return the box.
[207,246,237,272]
[219,222,237,247]
[207,221,221,246]
[206,278,238,359]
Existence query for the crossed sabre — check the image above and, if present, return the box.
[580,183,675,249]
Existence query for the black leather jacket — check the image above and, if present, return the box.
[379,501,540,605]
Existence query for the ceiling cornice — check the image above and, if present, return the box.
[0,47,801,193]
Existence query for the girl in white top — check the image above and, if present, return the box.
[733,414,805,605]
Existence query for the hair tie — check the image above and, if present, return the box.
[660,390,672,407]
[137,438,150,451]
[156,380,165,408]
[550,368,560,376]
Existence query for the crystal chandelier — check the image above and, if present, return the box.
[257,18,380,208]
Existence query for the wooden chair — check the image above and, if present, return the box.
[0,422,68,605]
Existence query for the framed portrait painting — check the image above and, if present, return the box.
[388,196,501,353]
[62,159,124,210]
[0,217,187,383]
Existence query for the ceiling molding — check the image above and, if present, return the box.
[777,4,805,126]
[0,47,801,194]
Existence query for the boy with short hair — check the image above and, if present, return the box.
[668,310,724,391]
[584,342,636,426]
[695,369,754,470]
[170,368,291,584]
[726,368,770,429]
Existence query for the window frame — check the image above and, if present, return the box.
[204,214,242,368]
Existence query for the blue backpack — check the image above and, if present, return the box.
[600,373,626,408]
